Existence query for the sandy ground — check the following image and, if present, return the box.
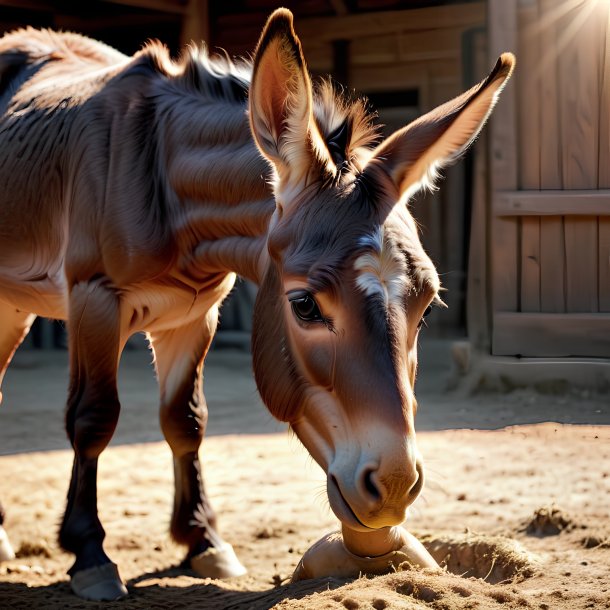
[0,341,609,609]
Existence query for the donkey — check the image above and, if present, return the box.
[0,8,514,600]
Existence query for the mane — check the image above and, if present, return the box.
[139,42,381,172]
[312,79,381,175]
[139,41,252,105]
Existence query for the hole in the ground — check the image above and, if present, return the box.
[420,533,537,584]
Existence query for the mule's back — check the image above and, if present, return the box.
[0,29,129,258]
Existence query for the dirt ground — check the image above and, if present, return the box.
[0,342,609,609]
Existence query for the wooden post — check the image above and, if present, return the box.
[465,27,489,350]
[518,0,541,313]
[599,2,610,312]
[559,0,601,313]
[181,0,209,48]
[332,39,350,86]
[489,0,519,354]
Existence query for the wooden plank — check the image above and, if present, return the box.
[521,217,541,311]
[350,61,459,93]
[518,0,540,190]
[348,27,463,66]
[0,0,53,9]
[559,0,600,189]
[496,190,610,216]
[489,0,519,339]
[539,0,563,188]
[539,216,566,313]
[329,0,350,16]
[599,0,610,188]
[559,2,601,313]
[538,0,565,315]
[564,217,599,312]
[599,217,610,311]
[466,28,490,350]
[517,1,541,314]
[442,164,467,329]
[276,3,486,42]
[99,0,187,14]
[493,312,610,358]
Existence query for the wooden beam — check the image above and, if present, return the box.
[328,0,350,16]
[495,190,610,216]
[493,312,610,358]
[0,0,53,9]
[181,0,209,47]
[56,13,178,31]
[98,0,187,15]
[292,3,485,42]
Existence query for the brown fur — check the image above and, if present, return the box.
[0,9,513,597]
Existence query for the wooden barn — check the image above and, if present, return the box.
[0,0,608,387]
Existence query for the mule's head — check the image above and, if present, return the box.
[250,9,513,531]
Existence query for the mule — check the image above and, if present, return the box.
[0,8,514,600]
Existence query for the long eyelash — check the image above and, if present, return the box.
[323,316,336,333]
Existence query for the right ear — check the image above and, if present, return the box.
[249,9,329,195]
[362,53,515,207]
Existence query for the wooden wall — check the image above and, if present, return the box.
[487,0,610,358]
[0,1,487,342]
[213,3,486,334]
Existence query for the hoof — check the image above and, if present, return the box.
[0,526,15,562]
[191,542,247,579]
[292,529,440,582]
[70,562,128,601]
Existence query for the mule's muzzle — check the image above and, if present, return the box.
[328,458,423,531]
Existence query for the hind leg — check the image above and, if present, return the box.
[150,307,246,579]
[0,302,36,562]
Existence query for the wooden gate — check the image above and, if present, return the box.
[487,0,610,359]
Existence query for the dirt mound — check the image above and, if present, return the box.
[521,506,575,537]
[272,570,532,609]
[419,533,537,584]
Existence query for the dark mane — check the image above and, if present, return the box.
[139,41,251,104]
[313,79,381,174]
[140,42,380,170]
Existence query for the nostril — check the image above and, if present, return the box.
[362,467,382,501]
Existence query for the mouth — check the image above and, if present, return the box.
[409,461,424,501]
[327,475,374,532]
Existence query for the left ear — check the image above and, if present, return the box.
[363,53,515,202]
[249,8,330,193]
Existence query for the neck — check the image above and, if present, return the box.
[162,91,274,285]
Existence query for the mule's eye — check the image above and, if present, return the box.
[418,305,433,329]
[289,291,323,323]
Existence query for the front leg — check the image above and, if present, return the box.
[59,277,127,600]
[150,307,246,579]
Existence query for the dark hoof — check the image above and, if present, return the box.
[70,562,128,601]
[191,542,247,579]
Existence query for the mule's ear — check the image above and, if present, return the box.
[249,8,325,191]
[364,53,515,203]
